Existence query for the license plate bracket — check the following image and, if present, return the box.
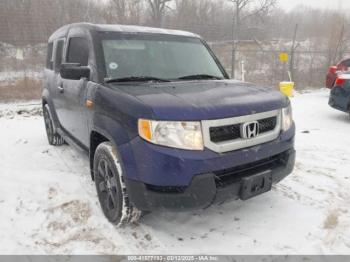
[240,170,273,200]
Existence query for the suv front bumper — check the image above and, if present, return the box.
[125,149,295,211]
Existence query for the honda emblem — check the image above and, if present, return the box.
[241,121,260,139]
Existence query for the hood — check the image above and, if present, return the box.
[109,80,288,120]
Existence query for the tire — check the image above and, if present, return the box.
[93,142,141,226]
[43,104,65,146]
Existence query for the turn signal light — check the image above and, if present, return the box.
[85,100,94,108]
[138,119,152,141]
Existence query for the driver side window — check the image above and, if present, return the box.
[54,39,65,73]
[66,37,89,66]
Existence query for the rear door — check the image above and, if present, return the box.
[58,35,90,146]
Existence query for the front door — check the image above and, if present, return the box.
[58,36,90,146]
[51,39,66,128]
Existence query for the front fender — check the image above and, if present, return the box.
[92,113,133,146]
[92,113,139,181]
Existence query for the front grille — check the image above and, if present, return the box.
[202,109,281,153]
[258,117,277,134]
[214,151,288,188]
[210,124,240,143]
[209,116,277,143]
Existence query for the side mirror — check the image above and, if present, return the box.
[60,63,90,80]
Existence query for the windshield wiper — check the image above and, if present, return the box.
[177,74,224,80]
[105,76,171,83]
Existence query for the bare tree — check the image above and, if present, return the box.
[227,0,276,77]
[146,0,172,27]
[325,14,349,66]
[110,0,127,23]
[106,0,143,24]
[170,0,231,40]
[228,0,276,38]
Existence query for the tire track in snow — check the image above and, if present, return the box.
[45,144,166,253]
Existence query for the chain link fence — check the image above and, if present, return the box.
[1,39,349,101]
[210,42,350,89]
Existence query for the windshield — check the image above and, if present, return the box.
[100,35,226,81]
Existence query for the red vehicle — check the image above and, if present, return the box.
[326,58,350,89]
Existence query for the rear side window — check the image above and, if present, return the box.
[66,37,89,66]
[46,42,53,69]
[54,39,65,72]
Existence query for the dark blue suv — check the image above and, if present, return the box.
[42,23,295,226]
[329,73,350,115]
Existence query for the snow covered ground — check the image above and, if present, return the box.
[0,89,349,255]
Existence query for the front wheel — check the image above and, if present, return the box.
[94,142,141,226]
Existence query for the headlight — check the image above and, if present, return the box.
[138,119,204,150]
[282,104,293,131]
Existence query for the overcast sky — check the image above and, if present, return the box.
[278,0,350,11]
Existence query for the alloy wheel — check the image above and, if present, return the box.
[96,158,119,218]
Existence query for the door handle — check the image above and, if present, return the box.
[57,84,64,93]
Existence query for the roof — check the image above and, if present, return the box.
[49,23,200,42]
